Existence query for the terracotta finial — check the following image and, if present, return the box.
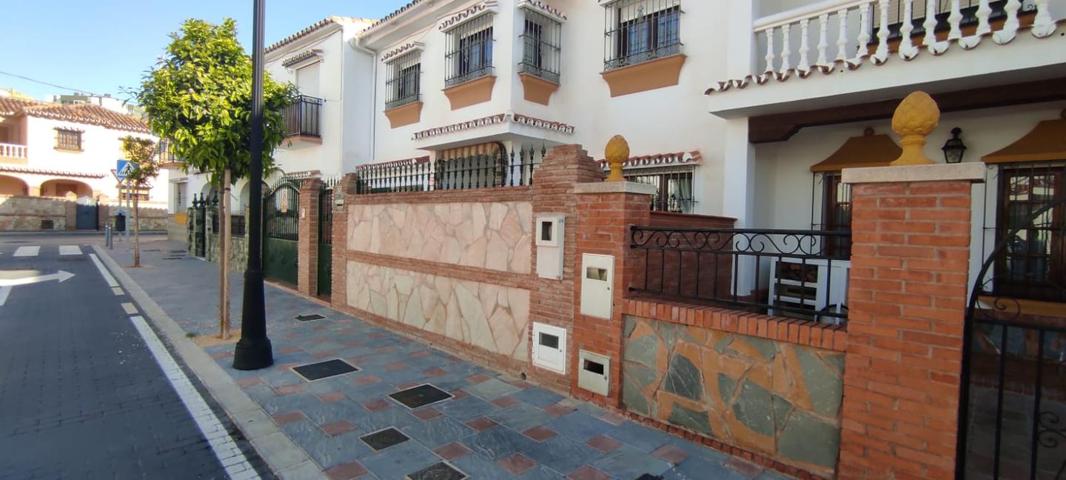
[890,91,940,166]
[605,135,629,182]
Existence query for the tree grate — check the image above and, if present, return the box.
[407,462,467,480]
[360,427,408,451]
[389,384,453,409]
[292,359,358,381]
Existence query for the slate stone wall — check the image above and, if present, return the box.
[622,314,843,477]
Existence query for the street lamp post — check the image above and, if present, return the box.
[233,0,273,370]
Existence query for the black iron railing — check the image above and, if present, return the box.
[284,95,323,138]
[445,14,495,87]
[630,226,852,324]
[879,0,1014,42]
[520,9,562,83]
[353,144,545,195]
[624,169,695,213]
[385,52,421,110]
[603,0,682,71]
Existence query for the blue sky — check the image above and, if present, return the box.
[0,0,409,102]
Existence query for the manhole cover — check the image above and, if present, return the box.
[360,427,408,451]
[390,384,453,409]
[295,313,326,322]
[408,462,466,480]
[292,359,358,381]
[169,250,187,254]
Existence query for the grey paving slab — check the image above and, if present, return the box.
[102,239,784,480]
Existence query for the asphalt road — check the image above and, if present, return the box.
[0,238,241,479]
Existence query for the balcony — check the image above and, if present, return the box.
[0,143,27,163]
[707,0,1064,118]
[283,95,323,145]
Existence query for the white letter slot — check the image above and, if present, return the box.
[535,214,565,280]
[580,253,614,319]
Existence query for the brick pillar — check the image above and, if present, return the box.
[838,163,984,479]
[330,174,358,311]
[297,178,322,296]
[572,182,655,407]
[527,145,605,392]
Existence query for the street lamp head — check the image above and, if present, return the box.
[941,127,967,164]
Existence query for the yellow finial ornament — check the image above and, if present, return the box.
[891,91,940,166]
[605,135,629,182]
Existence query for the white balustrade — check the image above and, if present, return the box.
[0,143,27,159]
[748,0,1055,81]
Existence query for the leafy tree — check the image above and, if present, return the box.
[120,136,158,268]
[137,18,296,339]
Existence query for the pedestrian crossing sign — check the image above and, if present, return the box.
[116,160,137,181]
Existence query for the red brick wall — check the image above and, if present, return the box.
[572,187,652,407]
[838,180,973,479]
[527,146,604,393]
[297,178,322,297]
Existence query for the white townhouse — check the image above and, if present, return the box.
[0,94,167,207]
[168,16,375,216]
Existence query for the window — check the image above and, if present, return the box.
[994,163,1065,301]
[820,172,852,257]
[119,188,150,202]
[55,129,82,151]
[624,167,694,213]
[604,0,681,70]
[445,14,494,86]
[520,10,562,83]
[175,182,186,209]
[385,51,422,109]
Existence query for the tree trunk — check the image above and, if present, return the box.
[219,169,231,340]
[133,189,141,267]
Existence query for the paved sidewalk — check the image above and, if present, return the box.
[104,239,787,480]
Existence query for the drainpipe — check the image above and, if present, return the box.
[349,37,378,166]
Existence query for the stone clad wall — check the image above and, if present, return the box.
[0,196,69,230]
[348,201,533,274]
[622,314,843,477]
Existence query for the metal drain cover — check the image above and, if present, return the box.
[390,384,453,409]
[292,359,358,381]
[360,427,408,451]
[407,462,466,480]
[295,313,326,322]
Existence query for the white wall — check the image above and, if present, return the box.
[368,0,731,215]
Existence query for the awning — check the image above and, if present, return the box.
[983,111,1066,164]
[810,128,901,172]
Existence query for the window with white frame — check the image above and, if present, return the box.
[519,9,562,83]
[386,51,422,109]
[603,0,681,70]
[445,14,494,86]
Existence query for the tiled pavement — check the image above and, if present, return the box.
[106,240,789,480]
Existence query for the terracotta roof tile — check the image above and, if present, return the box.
[0,97,42,115]
[266,16,373,53]
[21,103,150,134]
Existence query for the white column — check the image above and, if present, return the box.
[722,118,756,227]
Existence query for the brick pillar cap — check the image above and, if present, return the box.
[574,181,657,196]
[842,162,986,185]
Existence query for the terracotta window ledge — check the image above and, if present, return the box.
[283,134,322,145]
[443,75,496,110]
[384,101,424,129]
[601,54,686,98]
[519,73,560,106]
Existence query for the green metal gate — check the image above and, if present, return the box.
[263,180,299,286]
[317,180,335,297]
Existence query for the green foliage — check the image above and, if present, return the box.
[120,136,159,188]
[136,18,297,183]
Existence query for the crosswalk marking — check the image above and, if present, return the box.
[59,245,82,256]
[13,246,39,257]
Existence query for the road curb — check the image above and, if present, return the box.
[92,245,325,480]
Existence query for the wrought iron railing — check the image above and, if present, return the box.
[624,168,695,213]
[352,144,545,195]
[630,226,852,324]
[284,95,323,138]
[520,9,562,83]
[445,14,495,87]
[385,51,421,110]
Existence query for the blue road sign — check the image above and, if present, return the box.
[116,160,136,181]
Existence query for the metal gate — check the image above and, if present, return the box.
[316,179,335,297]
[958,199,1066,480]
[75,203,98,230]
[263,180,299,286]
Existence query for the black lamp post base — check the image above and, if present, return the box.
[233,336,273,370]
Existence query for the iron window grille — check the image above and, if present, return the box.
[519,10,562,84]
[284,95,323,137]
[385,51,422,110]
[810,172,853,258]
[55,128,82,151]
[603,0,681,71]
[445,14,495,87]
[623,166,695,213]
